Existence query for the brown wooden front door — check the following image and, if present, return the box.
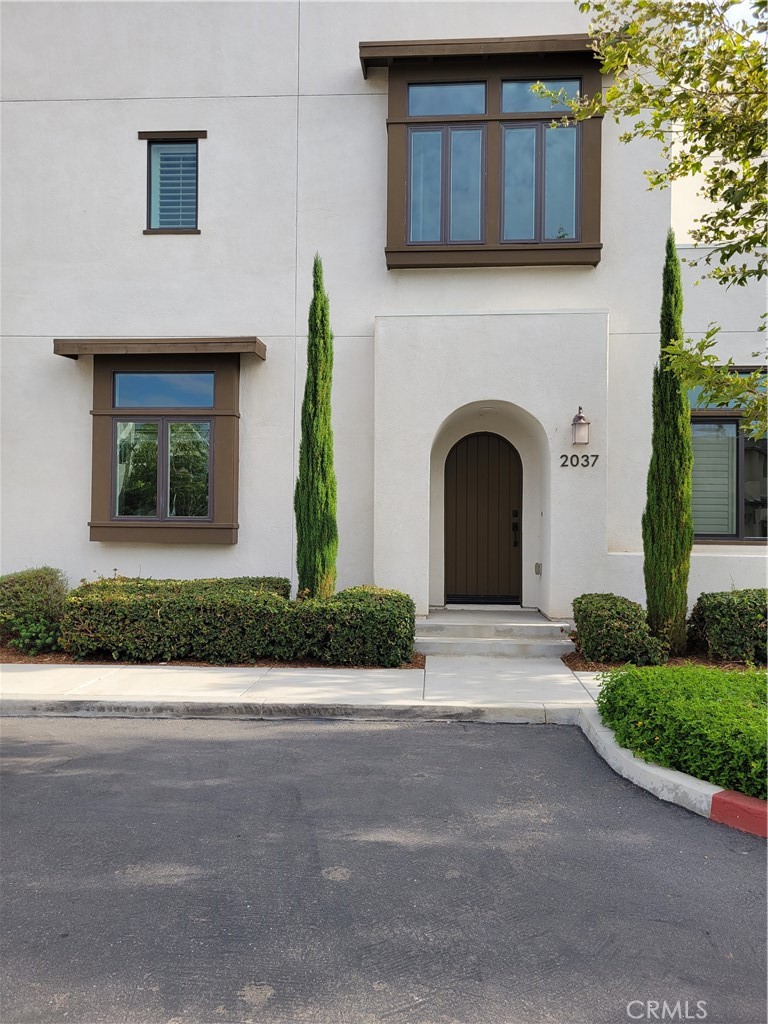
[444,432,522,604]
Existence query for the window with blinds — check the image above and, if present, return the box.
[691,421,737,536]
[149,141,198,229]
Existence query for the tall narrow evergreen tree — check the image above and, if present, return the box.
[641,229,694,654]
[294,254,338,600]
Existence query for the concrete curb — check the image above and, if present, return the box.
[577,707,767,838]
[0,698,567,725]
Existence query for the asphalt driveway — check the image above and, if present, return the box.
[1,718,765,1024]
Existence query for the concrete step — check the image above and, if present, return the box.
[414,636,575,658]
[417,621,570,640]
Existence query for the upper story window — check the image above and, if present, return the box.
[359,36,602,269]
[138,131,206,235]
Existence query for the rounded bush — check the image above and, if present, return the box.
[688,589,767,664]
[572,593,668,665]
[0,566,68,654]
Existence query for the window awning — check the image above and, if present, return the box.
[53,337,266,360]
[359,34,595,78]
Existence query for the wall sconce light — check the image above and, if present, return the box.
[572,406,590,445]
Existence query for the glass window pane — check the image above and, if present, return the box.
[544,126,577,240]
[149,142,197,229]
[502,79,580,113]
[743,435,767,538]
[116,421,158,517]
[114,372,215,408]
[449,129,483,242]
[691,422,737,535]
[503,127,536,241]
[168,422,211,518]
[409,130,442,242]
[408,83,485,116]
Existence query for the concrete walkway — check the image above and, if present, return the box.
[0,657,599,722]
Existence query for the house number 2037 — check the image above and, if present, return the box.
[560,454,599,467]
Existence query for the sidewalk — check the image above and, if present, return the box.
[0,656,599,724]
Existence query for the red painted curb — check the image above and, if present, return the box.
[710,790,768,838]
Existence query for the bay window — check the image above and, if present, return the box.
[360,35,602,269]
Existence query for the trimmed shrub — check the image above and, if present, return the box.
[572,593,668,665]
[323,586,415,667]
[0,566,69,653]
[60,578,414,667]
[61,577,290,662]
[688,589,767,664]
[597,664,767,799]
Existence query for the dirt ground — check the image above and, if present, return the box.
[0,646,426,671]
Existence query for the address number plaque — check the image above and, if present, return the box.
[560,454,600,467]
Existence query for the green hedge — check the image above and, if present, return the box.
[572,593,668,665]
[0,566,69,653]
[597,665,767,799]
[688,589,767,665]
[60,578,414,668]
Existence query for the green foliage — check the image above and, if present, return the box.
[566,0,767,287]
[294,254,338,600]
[597,664,767,799]
[572,593,668,665]
[688,589,767,664]
[323,586,416,667]
[664,326,767,439]
[60,578,414,668]
[0,566,68,654]
[642,229,694,654]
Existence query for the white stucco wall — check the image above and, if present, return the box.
[1,0,764,608]
[373,311,610,617]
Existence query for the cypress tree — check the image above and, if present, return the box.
[294,254,338,600]
[641,229,694,655]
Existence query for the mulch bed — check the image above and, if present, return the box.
[0,646,426,671]
[561,650,751,672]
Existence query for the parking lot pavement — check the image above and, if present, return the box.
[2,718,765,1024]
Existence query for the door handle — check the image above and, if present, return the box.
[512,522,519,548]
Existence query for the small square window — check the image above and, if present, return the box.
[138,131,206,234]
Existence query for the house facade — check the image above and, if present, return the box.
[1,1,764,618]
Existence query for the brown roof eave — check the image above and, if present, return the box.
[53,337,267,360]
[359,34,596,78]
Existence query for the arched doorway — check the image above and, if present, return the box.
[444,432,522,603]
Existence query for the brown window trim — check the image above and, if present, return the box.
[143,228,202,236]
[375,49,602,270]
[138,131,208,140]
[141,131,205,232]
[89,353,241,545]
[690,408,767,543]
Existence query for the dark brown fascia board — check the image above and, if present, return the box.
[138,130,207,140]
[54,337,267,360]
[360,34,595,77]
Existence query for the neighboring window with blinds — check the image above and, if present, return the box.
[691,421,737,536]
[149,141,198,229]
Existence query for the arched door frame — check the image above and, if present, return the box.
[428,401,549,610]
